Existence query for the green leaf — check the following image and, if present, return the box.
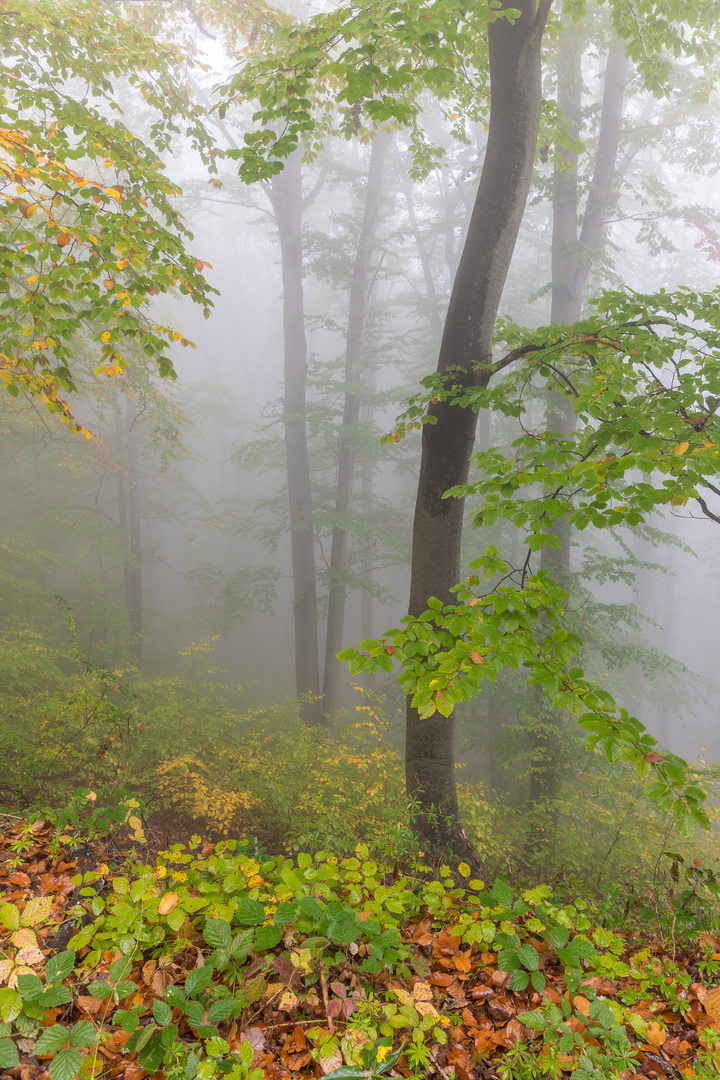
[185,966,214,998]
[273,901,296,926]
[549,926,569,950]
[517,945,539,971]
[492,880,513,906]
[153,1000,173,1027]
[69,1021,96,1050]
[322,1069,367,1080]
[87,980,113,1001]
[108,957,132,983]
[204,919,232,950]
[48,1047,82,1080]
[16,974,44,1001]
[0,1038,19,1070]
[40,986,72,1008]
[234,899,266,926]
[35,1025,70,1055]
[138,1035,166,1073]
[255,925,282,951]
[207,999,235,1024]
[45,950,75,986]
[297,896,324,921]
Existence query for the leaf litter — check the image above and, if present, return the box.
[1,817,719,1080]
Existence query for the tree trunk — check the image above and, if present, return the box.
[269,150,322,724]
[406,0,553,857]
[323,132,390,718]
[527,35,628,846]
[126,395,142,668]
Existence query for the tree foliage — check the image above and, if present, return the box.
[0,0,217,433]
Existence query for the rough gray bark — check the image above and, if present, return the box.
[322,132,390,718]
[406,0,553,857]
[269,151,322,724]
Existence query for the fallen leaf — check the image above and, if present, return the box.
[157,892,179,915]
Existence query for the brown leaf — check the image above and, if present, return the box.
[319,1050,342,1075]
[430,972,454,987]
[506,1019,525,1044]
[141,960,157,984]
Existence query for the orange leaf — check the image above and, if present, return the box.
[56,232,71,246]
[674,441,689,455]
[645,1022,667,1048]
[703,986,720,1021]
[468,652,484,665]
[158,892,179,915]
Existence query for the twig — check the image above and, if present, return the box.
[429,1050,452,1080]
[319,962,334,1034]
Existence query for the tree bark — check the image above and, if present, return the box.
[269,150,322,724]
[406,0,553,857]
[323,132,390,718]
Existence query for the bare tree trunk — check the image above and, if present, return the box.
[406,0,553,857]
[269,150,322,724]
[528,35,628,842]
[323,133,390,718]
[126,395,142,668]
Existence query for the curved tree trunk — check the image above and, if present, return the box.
[323,131,390,718]
[406,0,553,857]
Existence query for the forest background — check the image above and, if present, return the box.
[2,0,720,908]
[4,2,720,1079]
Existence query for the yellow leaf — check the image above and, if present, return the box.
[12,928,38,949]
[158,892,179,916]
[101,331,112,342]
[104,187,123,202]
[22,896,53,926]
[674,441,689,455]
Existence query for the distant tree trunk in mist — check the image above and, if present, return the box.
[403,173,444,341]
[269,150,322,725]
[529,34,628,818]
[528,33,627,830]
[406,0,552,859]
[323,131,390,718]
[126,395,143,668]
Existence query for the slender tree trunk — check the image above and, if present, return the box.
[403,171,444,340]
[323,133,390,717]
[269,150,322,724]
[406,0,553,857]
[126,395,142,668]
[528,35,628,833]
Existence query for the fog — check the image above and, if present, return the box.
[3,1,720,848]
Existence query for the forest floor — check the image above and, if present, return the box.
[1,816,719,1080]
